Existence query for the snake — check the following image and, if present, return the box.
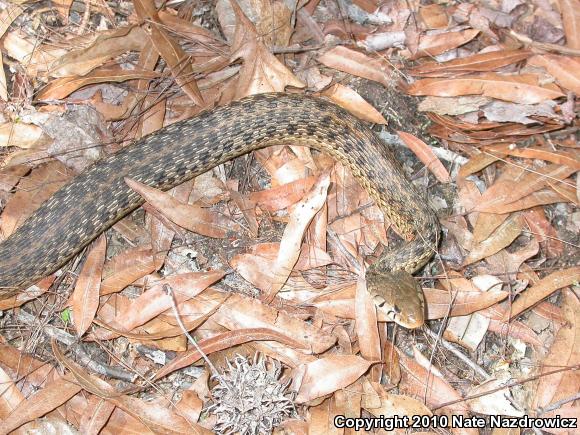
[0,93,439,328]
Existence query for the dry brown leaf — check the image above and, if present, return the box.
[263,174,330,301]
[228,0,303,98]
[153,327,305,382]
[48,26,147,77]
[480,189,570,214]
[475,164,576,213]
[485,238,540,281]
[126,178,240,238]
[52,340,211,434]
[412,29,480,59]
[523,208,564,257]
[100,247,156,295]
[410,50,532,77]
[0,274,55,310]
[103,271,225,333]
[397,131,451,183]
[398,347,469,414]
[79,396,115,435]
[464,213,524,265]
[231,253,276,291]
[504,146,580,170]
[362,381,432,419]
[0,366,24,418]
[0,377,81,435]
[532,289,580,409]
[504,267,580,321]
[71,235,106,337]
[419,4,449,29]
[307,398,339,434]
[213,293,336,355]
[322,84,387,124]
[466,377,524,417]
[38,67,160,100]
[318,46,391,87]
[150,180,194,269]
[134,0,204,106]
[529,54,580,94]
[559,0,580,49]
[0,161,71,239]
[407,73,565,104]
[248,175,317,211]
[355,277,381,380]
[424,284,508,320]
[294,355,373,403]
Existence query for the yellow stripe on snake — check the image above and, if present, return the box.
[0,93,439,328]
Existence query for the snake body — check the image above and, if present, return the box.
[0,93,438,327]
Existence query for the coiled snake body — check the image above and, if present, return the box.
[0,93,439,328]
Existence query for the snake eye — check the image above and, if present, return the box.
[393,305,401,314]
[377,300,385,308]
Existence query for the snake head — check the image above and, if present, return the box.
[366,270,425,329]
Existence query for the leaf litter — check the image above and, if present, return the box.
[0,0,578,434]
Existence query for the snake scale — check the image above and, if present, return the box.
[0,93,439,328]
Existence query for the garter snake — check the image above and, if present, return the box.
[0,93,439,328]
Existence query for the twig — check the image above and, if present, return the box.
[432,364,580,411]
[538,392,580,415]
[163,284,225,383]
[423,326,491,381]
[509,30,580,57]
[17,310,136,383]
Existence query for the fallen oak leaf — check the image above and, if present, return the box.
[125,177,241,238]
[153,327,306,381]
[407,73,565,104]
[397,131,451,183]
[504,267,580,322]
[71,234,106,336]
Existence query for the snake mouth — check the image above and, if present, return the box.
[373,294,424,329]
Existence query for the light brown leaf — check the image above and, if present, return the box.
[397,131,451,183]
[407,73,565,104]
[318,46,391,87]
[37,67,160,100]
[294,355,374,403]
[0,377,81,435]
[410,50,532,77]
[71,235,106,336]
[49,26,147,77]
[529,54,580,94]
[322,84,387,124]
[126,178,240,238]
[532,289,580,409]
[560,0,580,49]
[355,277,381,380]
[475,164,576,213]
[213,293,336,354]
[398,347,469,413]
[412,29,480,59]
[505,145,580,170]
[464,213,524,265]
[362,381,432,418]
[263,174,330,301]
[153,327,305,381]
[228,0,303,98]
[248,175,317,212]
[0,161,71,239]
[424,284,508,320]
[104,271,225,333]
[504,267,580,321]
[100,247,156,295]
